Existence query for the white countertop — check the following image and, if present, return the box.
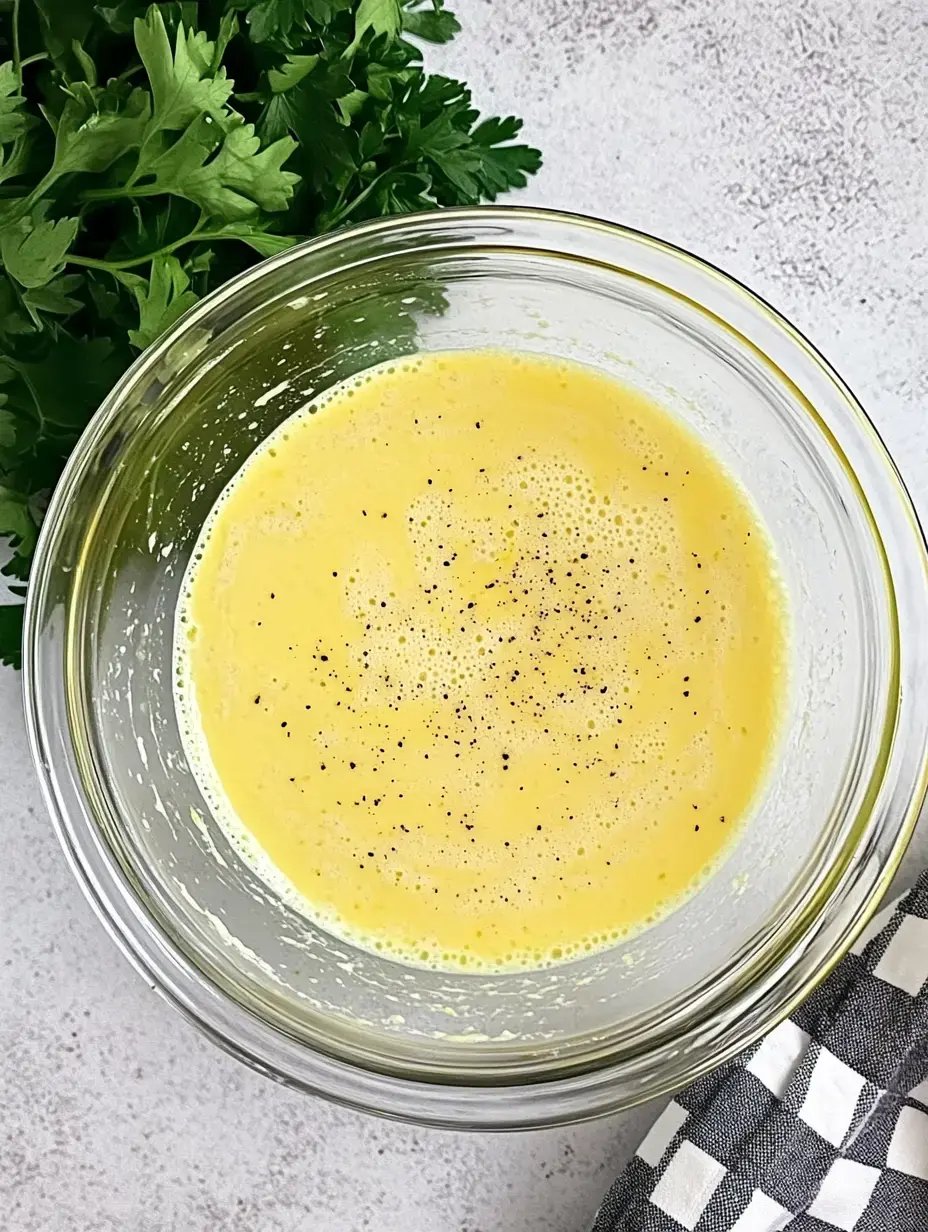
[4,2,928,1228]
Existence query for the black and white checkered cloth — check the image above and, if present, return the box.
[593,871,928,1232]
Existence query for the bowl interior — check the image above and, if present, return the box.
[41,217,896,1084]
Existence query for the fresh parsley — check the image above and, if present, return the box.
[0,0,541,668]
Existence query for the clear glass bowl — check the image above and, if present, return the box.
[23,208,928,1129]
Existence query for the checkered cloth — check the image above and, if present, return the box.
[593,871,928,1231]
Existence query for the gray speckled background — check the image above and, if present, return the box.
[3,2,928,1229]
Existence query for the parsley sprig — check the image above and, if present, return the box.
[0,0,541,667]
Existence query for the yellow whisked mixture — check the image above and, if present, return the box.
[176,350,786,971]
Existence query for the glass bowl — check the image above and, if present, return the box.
[23,207,928,1129]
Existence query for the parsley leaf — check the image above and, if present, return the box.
[33,0,97,65]
[21,273,85,323]
[351,0,402,48]
[133,113,299,218]
[207,219,299,256]
[11,335,127,441]
[401,0,459,43]
[116,254,200,348]
[0,604,23,669]
[0,483,37,562]
[0,211,79,287]
[38,83,152,189]
[135,8,235,133]
[234,0,354,46]
[0,62,35,145]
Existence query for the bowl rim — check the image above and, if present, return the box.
[22,204,928,1129]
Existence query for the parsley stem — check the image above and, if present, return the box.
[67,229,244,272]
[115,62,144,83]
[11,0,21,88]
[323,170,395,231]
[78,185,161,204]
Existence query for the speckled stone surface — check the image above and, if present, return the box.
[3,3,928,1229]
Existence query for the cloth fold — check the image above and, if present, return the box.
[593,872,928,1231]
